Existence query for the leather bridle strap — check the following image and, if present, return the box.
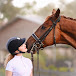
[31,51,34,75]
[32,16,61,46]
[32,33,42,44]
[37,48,40,76]
[31,47,40,76]
[50,16,61,46]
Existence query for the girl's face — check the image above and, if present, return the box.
[18,44,27,52]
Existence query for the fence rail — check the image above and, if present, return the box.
[34,69,76,76]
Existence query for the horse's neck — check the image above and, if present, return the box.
[59,17,76,48]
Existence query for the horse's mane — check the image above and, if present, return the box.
[62,15,76,21]
[45,15,76,22]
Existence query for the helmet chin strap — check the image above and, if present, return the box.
[18,50,25,53]
[12,50,25,55]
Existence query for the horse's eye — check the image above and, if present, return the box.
[41,26,46,29]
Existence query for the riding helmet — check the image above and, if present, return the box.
[6,37,26,55]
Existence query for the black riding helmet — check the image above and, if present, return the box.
[6,37,26,55]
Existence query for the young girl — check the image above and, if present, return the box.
[4,37,33,76]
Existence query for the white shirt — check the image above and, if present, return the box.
[6,55,33,76]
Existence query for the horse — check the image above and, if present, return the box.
[26,8,76,54]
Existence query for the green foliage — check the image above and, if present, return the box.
[0,0,36,22]
[0,0,21,20]
[23,53,31,59]
[59,0,76,18]
[19,1,36,15]
[37,3,55,19]
[58,67,73,72]
[48,65,73,72]
[58,67,68,72]
[70,68,74,72]
[56,54,66,61]
[0,67,5,76]
[49,65,57,71]
[56,49,72,61]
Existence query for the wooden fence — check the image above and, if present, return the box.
[34,69,76,76]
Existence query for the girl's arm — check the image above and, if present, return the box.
[30,69,33,76]
[5,70,12,76]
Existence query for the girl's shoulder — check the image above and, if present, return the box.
[6,58,14,70]
[7,57,14,65]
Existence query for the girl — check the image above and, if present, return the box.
[4,37,33,76]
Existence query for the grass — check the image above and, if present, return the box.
[0,67,5,76]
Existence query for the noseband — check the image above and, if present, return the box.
[31,16,61,50]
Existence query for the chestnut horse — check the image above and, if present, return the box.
[26,8,76,53]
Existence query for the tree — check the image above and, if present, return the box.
[59,0,76,18]
[0,0,36,26]
[63,0,76,18]
[0,0,22,21]
[20,1,36,15]
[36,3,55,19]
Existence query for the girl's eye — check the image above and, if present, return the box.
[41,26,46,29]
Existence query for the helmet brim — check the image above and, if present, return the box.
[20,38,26,45]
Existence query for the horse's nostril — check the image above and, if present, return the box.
[27,50,30,53]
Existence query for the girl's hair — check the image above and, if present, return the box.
[4,53,14,68]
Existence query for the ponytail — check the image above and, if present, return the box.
[4,53,14,68]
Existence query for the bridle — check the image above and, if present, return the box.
[32,16,61,49]
[31,16,61,76]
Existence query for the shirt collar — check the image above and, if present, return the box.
[14,55,23,58]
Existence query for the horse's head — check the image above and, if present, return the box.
[26,8,61,53]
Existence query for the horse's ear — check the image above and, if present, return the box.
[54,8,60,19]
[52,9,56,15]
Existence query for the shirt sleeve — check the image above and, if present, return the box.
[6,61,13,72]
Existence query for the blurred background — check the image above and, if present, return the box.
[0,0,76,76]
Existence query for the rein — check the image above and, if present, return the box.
[31,16,61,76]
[31,45,40,76]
